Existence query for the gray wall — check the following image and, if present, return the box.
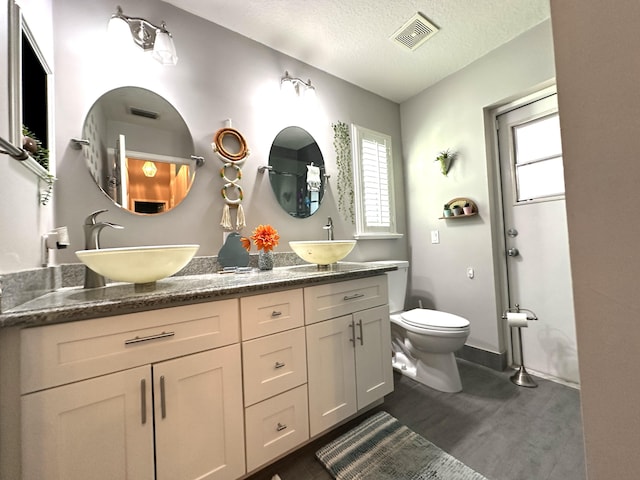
[0,0,55,274]
[551,0,640,476]
[400,20,556,354]
[50,0,407,265]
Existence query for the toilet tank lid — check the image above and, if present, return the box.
[371,260,409,268]
[401,308,470,328]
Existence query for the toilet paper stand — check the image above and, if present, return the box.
[502,305,538,388]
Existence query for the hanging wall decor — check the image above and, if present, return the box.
[332,121,354,223]
[212,121,250,230]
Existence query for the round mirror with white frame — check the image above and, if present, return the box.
[268,126,325,218]
[81,86,198,215]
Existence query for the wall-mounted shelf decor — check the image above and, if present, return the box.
[440,197,478,219]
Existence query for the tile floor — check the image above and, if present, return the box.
[247,359,586,480]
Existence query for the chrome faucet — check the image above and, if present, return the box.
[323,217,334,241]
[83,209,124,288]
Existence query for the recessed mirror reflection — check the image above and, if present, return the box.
[81,86,197,215]
[268,126,325,218]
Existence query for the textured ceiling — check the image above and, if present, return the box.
[165,0,550,103]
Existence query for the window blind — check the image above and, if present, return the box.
[361,136,391,228]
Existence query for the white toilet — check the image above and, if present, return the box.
[379,260,471,393]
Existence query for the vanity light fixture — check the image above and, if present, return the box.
[142,161,157,177]
[281,71,316,100]
[108,5,178,65]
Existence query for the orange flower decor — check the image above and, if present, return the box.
[249,224,279,252]
[240,236,251,252]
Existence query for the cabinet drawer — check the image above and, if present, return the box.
[21,299,240,394]
[242,327,307,406]
[240,289,304,340]
[245,384,309,473]
[304,276,388,325]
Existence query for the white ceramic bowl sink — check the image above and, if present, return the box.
[289,240,356,266]
[76,245,199,284]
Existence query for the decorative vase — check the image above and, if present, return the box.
[258,250,274,270]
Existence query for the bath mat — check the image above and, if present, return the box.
[316,411,488,480]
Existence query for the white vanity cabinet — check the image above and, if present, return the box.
[304,276,393,437]
[20,300,245,480]
[240,290,310,473]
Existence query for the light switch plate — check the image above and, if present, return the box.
[430,230,440,244]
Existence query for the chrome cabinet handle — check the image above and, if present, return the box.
[140,379,147,425]
[343,293,365,301]
[271,311,282,317]
[160,375,167,419]
[125,331,175,345]
[349,320,356,347]
[275,361,286,369]
[276,422,287,432]
[357,319,364,346]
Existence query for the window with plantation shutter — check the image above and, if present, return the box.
[351,125,401,238]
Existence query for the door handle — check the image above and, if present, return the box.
[356,319,364,346]
[160,375,167,419]
[507,247,519,257]
[140,379,147,425]
[349,320,356,347]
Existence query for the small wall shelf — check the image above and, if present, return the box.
[440,197,478,219]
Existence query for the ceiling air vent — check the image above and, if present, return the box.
[390,13,439,51]
[129,107,159,119]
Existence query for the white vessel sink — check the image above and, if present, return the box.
[289,240,356,266]
[76,245,199,284]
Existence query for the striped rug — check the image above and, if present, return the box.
[316,411,488,480]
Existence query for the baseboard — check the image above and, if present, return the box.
[455,345,507,371]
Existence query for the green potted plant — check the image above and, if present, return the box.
[443,203,452,217]
[435,149,457,176]
[451,204,463,216]
[463,201,473,215]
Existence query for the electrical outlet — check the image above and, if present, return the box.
[430,230,440,244]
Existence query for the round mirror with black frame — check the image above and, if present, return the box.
[268,126,325,218]
[81,86,198,215]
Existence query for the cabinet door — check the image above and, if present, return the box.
[21,366,154,480]
[354,305,394,409]
[154,344,245,480]
[306,315,357,437]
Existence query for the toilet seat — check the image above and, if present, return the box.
[400,308,470,331]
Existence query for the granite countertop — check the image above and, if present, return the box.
[0,262,395,329]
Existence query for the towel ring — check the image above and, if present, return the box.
[220,163,242,184]
[221,183,244,204]
[212,127,249,163]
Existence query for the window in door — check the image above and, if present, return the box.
[512,112,564,202]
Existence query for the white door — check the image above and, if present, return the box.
[353,305,393,409]
[306,315,357,437]
[154,345,246,480]
[21,365,155,480]
[497,93,579,384]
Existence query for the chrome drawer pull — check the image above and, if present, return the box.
[275,361,286,369]
[125,331,175,346]
[276,423,287,432]
[271,311,282,317]
[140,379,147,425]
[343,293,365,301]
